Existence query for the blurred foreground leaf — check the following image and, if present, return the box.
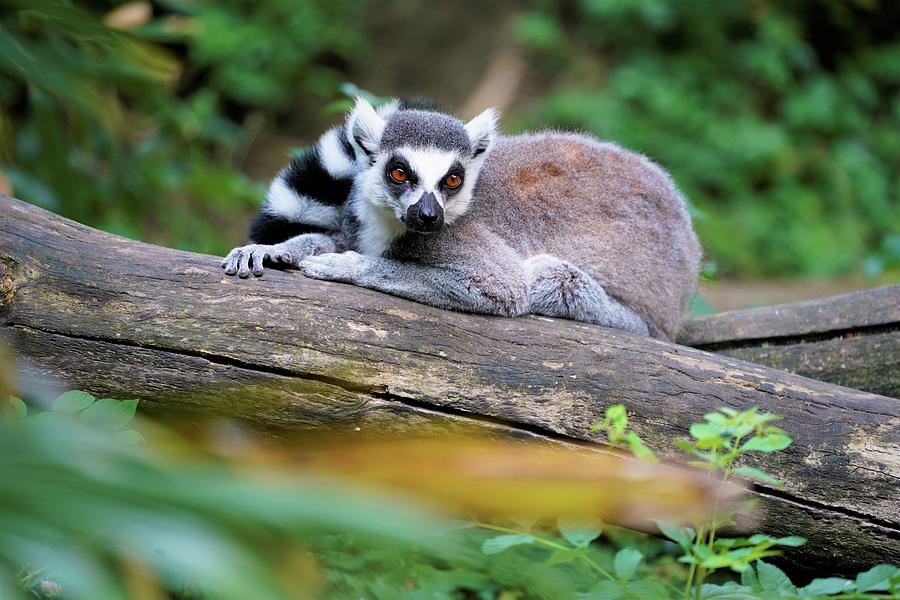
[297,437,740,526]
[0,410,450,599]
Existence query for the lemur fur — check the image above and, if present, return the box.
[222,98,701,340]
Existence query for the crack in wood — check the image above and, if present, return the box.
[5,322,387,395]
[695,322,900,353]
[751,485,900,534]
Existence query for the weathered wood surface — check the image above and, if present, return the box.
[678,286,900,398]
[1,196,898,575]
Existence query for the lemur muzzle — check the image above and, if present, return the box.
[406,191,443,232]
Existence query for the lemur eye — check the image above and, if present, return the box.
[445,174,462,188]
[390,168,408,183]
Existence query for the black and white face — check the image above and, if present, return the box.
[381,147,469,233]
[348,98,498,234]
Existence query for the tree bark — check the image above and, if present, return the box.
[1,196,898,576]
[678,285,899,398]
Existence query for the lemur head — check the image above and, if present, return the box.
[346,97,499,234]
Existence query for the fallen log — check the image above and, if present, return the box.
[1,195,898,576]
[678,285,900,398]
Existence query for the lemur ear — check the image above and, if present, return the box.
[346,96,386,160]
[465,107,500,158]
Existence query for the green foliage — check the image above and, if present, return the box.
[0,0,367,255]
[596,405,810,594]
[35,389,145,443]
[613,548,643,581]
[701,561,900,599]
[160,0,367,111]
[663,407,802,594]
[474,520,657,599]
[558,518,604,549]
[474,405,897,599]
[1,391,450,599]
[308,526,613,599]
[4,390,899,599]
[676,406,792,476]
[512,0,900,278]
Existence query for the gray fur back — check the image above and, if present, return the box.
[387,132,701,339]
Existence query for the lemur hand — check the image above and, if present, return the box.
[297,251,371,283]
[222,234,337,278]
[221,243,298,277]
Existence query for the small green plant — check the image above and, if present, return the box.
[590,403,658,463]
[473,405,900,600]
[666,406,802,598]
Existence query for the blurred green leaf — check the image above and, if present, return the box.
[0,403,452,599]
[625,579,671,599]
[799,577,855,596]
[613,547,643,581]
[79,398,138,430]
[856,564,900,593]
[732,466,780,486]
[52,390,96,414]
[606,404,628,432]
[578,580,629,600]
[113,429,145,444]
[558,517,603,548]
[655,521,695,552]
[545,546,587,566]
[9,396,27,420]
[756,560,795,596]
[739,433,792,453]
[481,534,536,555]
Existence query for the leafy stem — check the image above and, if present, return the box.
[474,522,641,599]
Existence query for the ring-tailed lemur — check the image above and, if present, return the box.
[223,98,701,340]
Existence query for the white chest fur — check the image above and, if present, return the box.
[353,200,406,256]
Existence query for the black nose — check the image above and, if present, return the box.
[406,191,444,232]
[418,192,440,223]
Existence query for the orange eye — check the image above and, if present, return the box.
[445,174,462,188]
[390,168,408,182]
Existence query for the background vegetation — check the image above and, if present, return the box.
[1,0,898,280]
[511,0,900,278]
[5,386,899,599]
